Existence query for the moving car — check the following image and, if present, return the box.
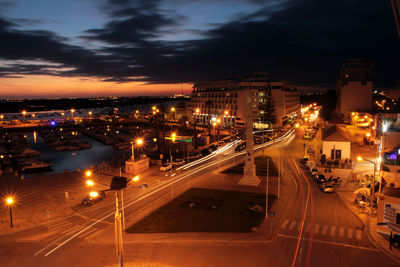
[160,163,172,171]
[81,190,106,206]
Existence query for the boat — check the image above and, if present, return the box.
[17,148,41,158]
[21,159,52,173]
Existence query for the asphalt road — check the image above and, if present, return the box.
[0,129,399,266]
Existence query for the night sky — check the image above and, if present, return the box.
[0,0,399,97]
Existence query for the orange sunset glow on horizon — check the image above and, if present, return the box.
[0,75,193,98]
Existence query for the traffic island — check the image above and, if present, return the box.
[125,188,276,233]
[222,156,279,176]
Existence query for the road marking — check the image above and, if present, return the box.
[356,230,362,240]
[289,220,296,231]
[281,219,289,229]
[305,223,311,233]
[322,225,328,235]
[330,226,336,237]
[339,227,344,238]
[348,229,353,239]
[314,224,320,234]
[276,233,378,252]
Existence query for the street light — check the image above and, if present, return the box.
[131,138,143,161]
[357,156,376,216]
[5,197,14,227]
[171,107,175,121]
[71,109,75,119]
[22,110,26,122]
[85,170,92,177]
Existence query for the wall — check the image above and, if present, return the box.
[322,141,351,160]
[339,81,373,115]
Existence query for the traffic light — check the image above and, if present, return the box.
[110,176,129,190]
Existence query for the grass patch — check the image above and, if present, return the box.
[222,156,278,176]
[126,188,276,233]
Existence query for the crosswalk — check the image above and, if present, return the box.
[279,219,364,241]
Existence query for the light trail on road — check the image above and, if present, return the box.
[35,129,296,258]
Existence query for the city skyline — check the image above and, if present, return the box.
[0,0,399,98]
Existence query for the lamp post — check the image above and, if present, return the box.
[0,114,3,125]
[170,133,176,177]
[6,197,14,227]
[71,109,75,119]
[357,156,376,216]
[22,110,26,123]
[131,138,143,162]
[171,107,175,121]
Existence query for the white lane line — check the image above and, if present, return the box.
[289,221,296,231]
[330,226,336,237]
[314,224,320,234]
[347,229,353,239]
[339,227,345,238]
[356,230,362,240]
[281,219,289,229]
[322,225,328,235]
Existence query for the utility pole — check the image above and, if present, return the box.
[114,191,124,267]
[266,158,269,219]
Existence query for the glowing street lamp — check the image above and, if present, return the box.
[195,108,200,114]
[71,109,75,119]
[85,170,92,177]
[152,106,156,111]
[132,175,139,182]
[22,110,26,122]
[131,138,143,161]
[224,110,229,116]
[171,107,176,121]
[86,179,94,187]
[0,114,3,124]
[89,191,99,198]
[5,197,14,227]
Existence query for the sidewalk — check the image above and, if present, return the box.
[334,169,400,263]
[0,164,169,236]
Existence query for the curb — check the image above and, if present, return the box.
[336,191,400,264]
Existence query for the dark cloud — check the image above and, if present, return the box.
[0,0,399,88]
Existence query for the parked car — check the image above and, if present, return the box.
[391,233,400,248]
[310,168,319,176]
[305,160,316,170]
[300,157,309,165]
[315,174,326,184]
[160,163,172,171]
[81,190,106,206]
[319,183,335,193]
